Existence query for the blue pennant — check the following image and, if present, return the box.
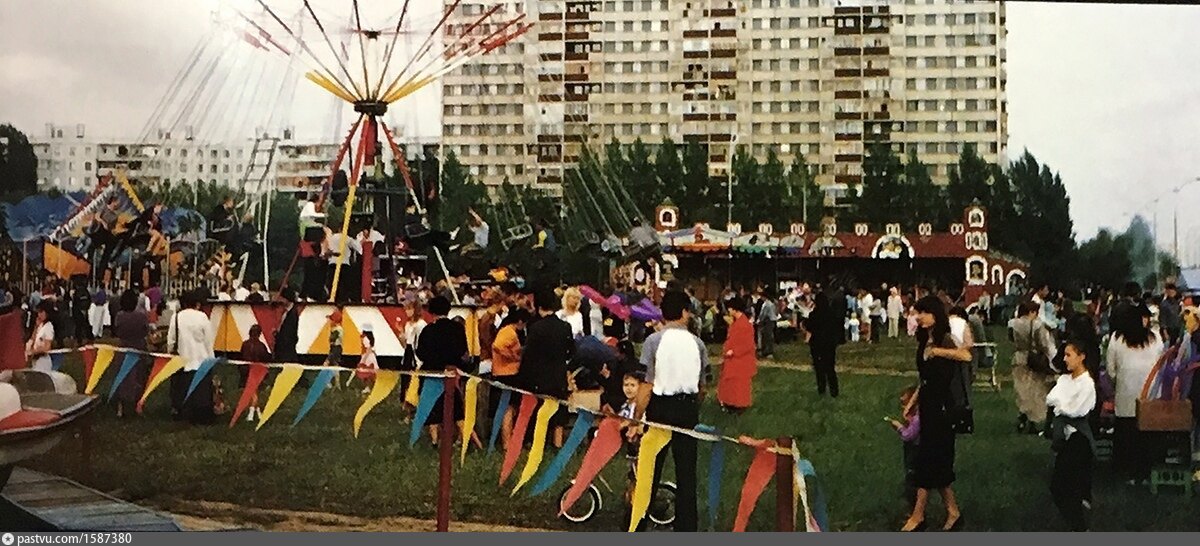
[529,410,594,496]
[696,424,724,529]
[292,369,336,427]
[408,378,445,447]
[106,352,142,401]
[487,388,512,453]
[50,353,65,372]
[185,357,221,401]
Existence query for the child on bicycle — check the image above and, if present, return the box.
[619,372,646,529]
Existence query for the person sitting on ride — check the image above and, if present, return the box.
[208,196,236,246]
[462,208,489,255]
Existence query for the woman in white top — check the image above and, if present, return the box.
[556,286,585,338]
[1105,303,1163,483]
[25,302,55,372]
[1046,341,1097,531]
[166,291,216,424]
[886,287,904,339]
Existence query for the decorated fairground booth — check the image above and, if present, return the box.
[651,202,1028,302]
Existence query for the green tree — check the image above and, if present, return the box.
[680,140,712,224]
[853,142,904,226]
[786,153,822,228]
[0,124,38,199]
[1004,150,1075,288]
[1075,228,1132,291]
[436,150,487,232]
[945,143,992,213]
[728,145,759,226]
[654,138,684,215]
[895,150,941,230]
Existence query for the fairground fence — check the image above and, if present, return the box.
[45,344,830,533]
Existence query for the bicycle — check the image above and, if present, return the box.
[557,473,677,527]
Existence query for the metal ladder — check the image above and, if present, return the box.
[240,135,280,196]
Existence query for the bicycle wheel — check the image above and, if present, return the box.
[647,481,677,526]
[558,483,602,524]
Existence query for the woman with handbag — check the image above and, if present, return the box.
[901,296,973,532]
[1009,300,1059,433]
[1105,304,1163,484]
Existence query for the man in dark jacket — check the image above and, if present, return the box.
[417,296,468,443]
[519,288,574,447]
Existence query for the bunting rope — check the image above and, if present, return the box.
[51,344,801,456]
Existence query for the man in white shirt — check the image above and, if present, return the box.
[638,290,708,532]
[167,291,216,424]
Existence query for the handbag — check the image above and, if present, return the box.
[1025,320,1055,375]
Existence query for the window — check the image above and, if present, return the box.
[925,78,937,90]
[924,36,935,47]
[945,121,958,133]
[945,14,957,25]
[966,121,979,132]
[924,14,936,25]
[923,121,937,132]
[964,13,976,24]
[945,35,957,47]
[966,56,977,68]
[906,36,917,47]
[84,161,91,171]
[946,78,958,90]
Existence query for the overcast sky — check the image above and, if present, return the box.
[1,1,1198,263]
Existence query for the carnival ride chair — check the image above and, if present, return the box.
[971,341,999,392]
[500,224,534,250]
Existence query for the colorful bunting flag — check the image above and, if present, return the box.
[230,364,269,427]
[409,378,445,446]
[404,374,421,406]
[699,425,726,529]
[107,352,141,401]
[354,370,400,437]
[796,458,828,532]
[733,447,776,532]
[50,353,65,372]
[185,357,221,401]
[82,346,97,384]
[560,417,623,515]
[292,369,335,427]
[628,427,672,532]
[460,377,481,463]
[256,364,304,430]
[530,410,593,496]
[487,388,512,453]
[500,394,539,484]
[139,356,183,409]
[512,399,560,494]
[84,345,116,395]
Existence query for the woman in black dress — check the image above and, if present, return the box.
[901,296,972,532]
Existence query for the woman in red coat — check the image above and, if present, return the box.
[719,297,758,413]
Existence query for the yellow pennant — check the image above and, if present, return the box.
[628,427,672,532]
[139,356,184,405]
[84,346,116,395]
[460,377,482,464]
[512,399,559,495]
[404,374,420,406]
[256,365,304,430]
[354,370,400,438]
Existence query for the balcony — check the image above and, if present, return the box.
[683,30,708,39]
[863,26,889,35]
[564,52,588,61]
[538,32,563,40]
[540,53,563,61]
[564,93,589,102]
[835,133,861,141]
[537,135,563,143]
[835,111,863,120]
[834,68,860,77]
[710,70,736,80]
[863,68,888,77]
[566,11,590,20]
[834,47,861,56]
[835,174,863,184]
[538,13,562,21]
[537,94,563,102]
[537,74,564,82]
[834,90,865,99]
[863,46,889,55]
[711,48,736,58]
[711,29,736,38]
[683,113,708,122]
[708,8,736,17]
[835,154,863,162]
[683,50,708,59]
[564,32,589,41]
[564,73,589,82]
[537,175,563,185]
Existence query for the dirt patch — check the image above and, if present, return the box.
[165,500,554,532]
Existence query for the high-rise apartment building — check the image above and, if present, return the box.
[442,0,1007,194]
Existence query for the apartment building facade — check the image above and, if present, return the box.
[442,0,1007,192]
[32,123,438,193]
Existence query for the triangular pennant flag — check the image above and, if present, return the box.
[139,356,183,408]
[700,426,726,529]
[107,352,142,401]
[733,447,777,532]
[487,388,512,453]
[793,452,818,532]
[460,377,482,463]
[409,377,445,446]
[628,427,672,532]
[499,394,539,484]
[512,399,560,494]
[257,364,304,430]
[50,352,65,372]
[230,364,270,427]
[82,346,97,384]
[292,369,335,427]
[353,370,400,437]
[404,373,421,406]
[530,410,594,496]
[560,417,623,515]
[84,345,116,395]
[796,459,828,532]
[185,357,221,401]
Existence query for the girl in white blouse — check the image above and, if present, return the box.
[1104,304,1163,484]
[1047,341,1096,531]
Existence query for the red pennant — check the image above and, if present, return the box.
[137,356,170,415]
[0,311,25,371]
[560,417,623,515]
[378,306,409,343]
[500,394,539,484]
[733,447,776,532]
[250,304,283,352]
[82,346,98,383]
[229,364,270,427]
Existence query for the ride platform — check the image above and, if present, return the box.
[0,467,183,531]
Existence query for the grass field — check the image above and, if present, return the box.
[29,329,1200,531]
